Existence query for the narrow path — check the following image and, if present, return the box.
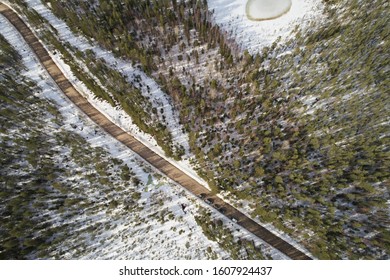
[0,2,312,260]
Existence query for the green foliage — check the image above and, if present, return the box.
[171,0,389,259]
[195,209,266,259]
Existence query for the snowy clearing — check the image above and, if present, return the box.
[208,0,325,54]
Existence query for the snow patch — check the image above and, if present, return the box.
[208,0,325,54]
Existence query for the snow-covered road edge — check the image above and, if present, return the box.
[217,193,316,259]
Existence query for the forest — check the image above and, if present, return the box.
[7,0,390,259]
[0,23,277,259]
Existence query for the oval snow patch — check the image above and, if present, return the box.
[246,0,292,21]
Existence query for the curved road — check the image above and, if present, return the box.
[0,2,312,260]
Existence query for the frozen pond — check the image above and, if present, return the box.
[208,0,324,54]
[246,0,292,21]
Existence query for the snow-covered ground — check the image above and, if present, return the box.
[7,0,209,190]
[208,0,325,54]
[0,9,289,260]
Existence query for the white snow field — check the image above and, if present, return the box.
[246,0,292,21]
[208,0,324,54]
[0,8,289,260]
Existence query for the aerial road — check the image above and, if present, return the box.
[0,2,311,260]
